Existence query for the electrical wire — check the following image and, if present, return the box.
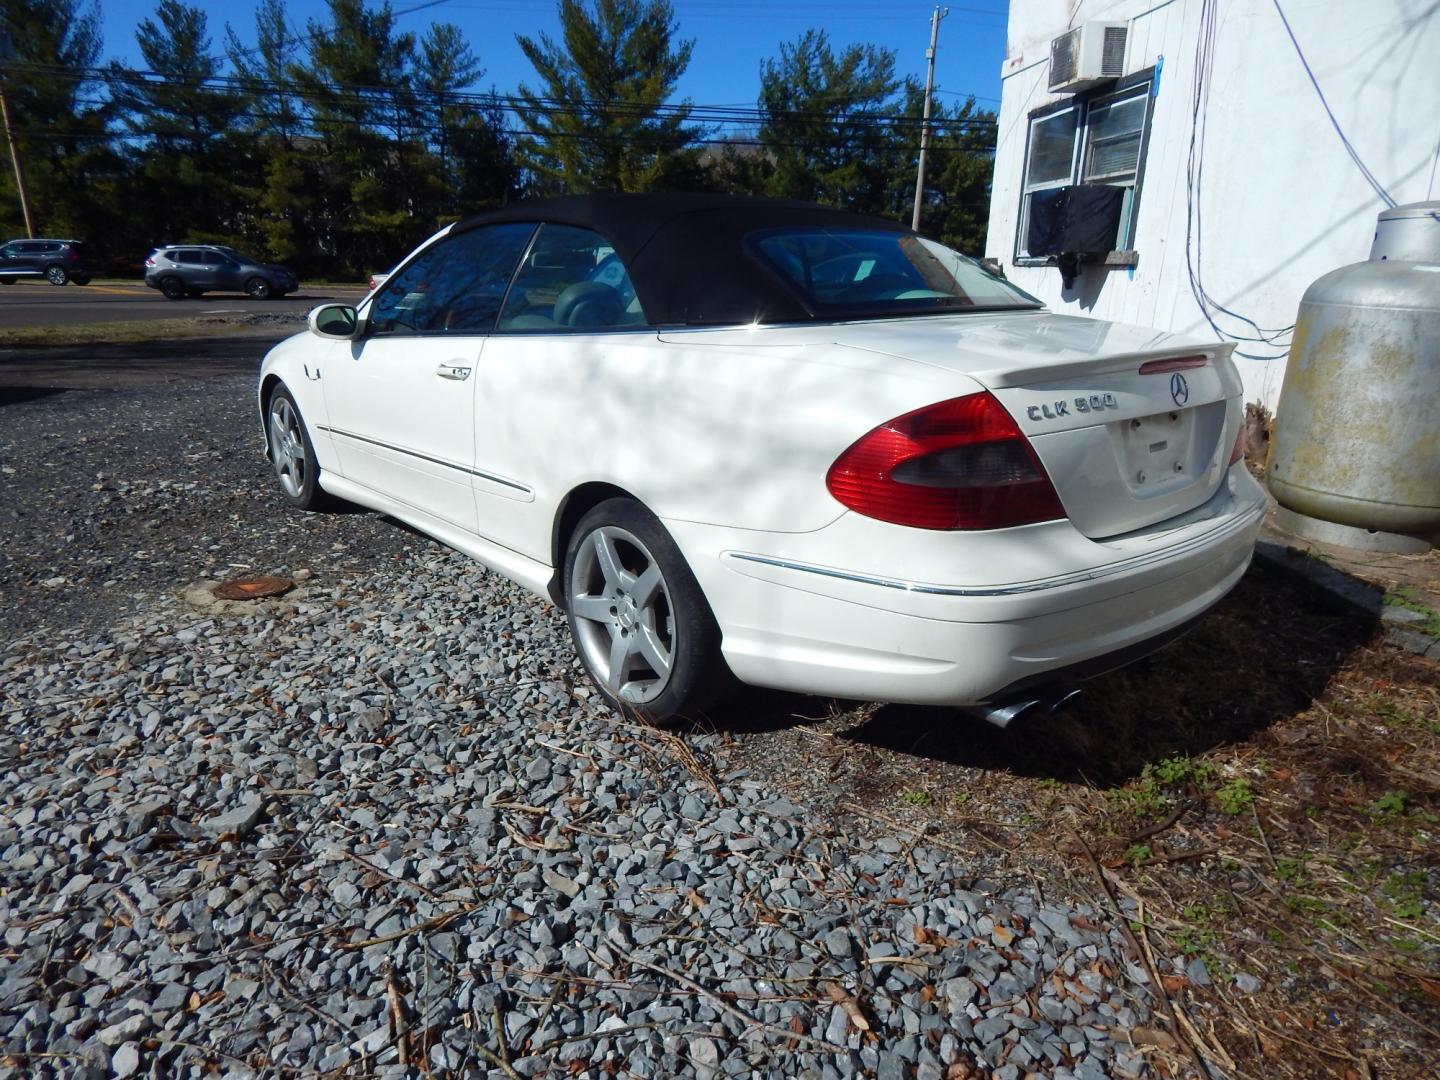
[1269,0,1395,209]
[1183,0,1293,361]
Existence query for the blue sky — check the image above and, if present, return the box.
[98,0,1009,112]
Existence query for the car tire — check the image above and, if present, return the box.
[265,385,332,511]
[159,276,186,300]
[186,290,204,299]
[245,277,272,300]
[72,275,91,286]
[564,498,731,725]
[45,266,69,286]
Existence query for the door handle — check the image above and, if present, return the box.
[435,363,472,381]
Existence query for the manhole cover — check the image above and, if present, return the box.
[212,574,295,601]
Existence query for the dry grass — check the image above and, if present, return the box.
[0,316,300,349]
[717,560,1440,1078]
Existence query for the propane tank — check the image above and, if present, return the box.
[1268,201,1440,545]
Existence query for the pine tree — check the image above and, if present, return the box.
[0,0,118,242]
[225,0,313,265]
[756,30,901,215]
[292,0,422,274]
[514,0,702,194]
[108,0,246,244]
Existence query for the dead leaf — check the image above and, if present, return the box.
[920,984,935,1005]
[1418,978,1440,1004]
[187,991,201,1012]
[992,925,1015,947]
[1161,975,1188,993]
[912,925,931,945]
[822,981,870,1032]
[1125,1026,1179,1049]
[945,1061,975,1079]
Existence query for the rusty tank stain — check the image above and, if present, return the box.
[1268,202,1440,540]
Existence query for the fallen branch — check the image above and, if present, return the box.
[337,907,470,951]
[1070,830,1212,1080]
[625,954,852,1054]
[386,967,410,1067]
[342,849,443,900]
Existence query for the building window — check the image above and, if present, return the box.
[1016,69,1154,261]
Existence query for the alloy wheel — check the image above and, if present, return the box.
[267,396,308,498]
[568,525,675,704]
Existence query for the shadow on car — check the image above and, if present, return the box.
[697,559,1378,784]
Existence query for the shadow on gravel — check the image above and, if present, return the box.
[706,559,1380,785]
[0,386,69,406]
[0,335,284,396]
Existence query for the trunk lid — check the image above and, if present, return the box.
[828,311,1245,539]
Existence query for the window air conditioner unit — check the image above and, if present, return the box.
[1048,22,1128,94]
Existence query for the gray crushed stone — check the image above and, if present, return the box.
[0,375,1164,1076]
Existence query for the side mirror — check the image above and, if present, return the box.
[308,304,359,339]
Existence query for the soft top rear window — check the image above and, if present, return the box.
[748,228,1040,317]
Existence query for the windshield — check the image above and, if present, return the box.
[749,228,1040,317]
[215,246,254,264]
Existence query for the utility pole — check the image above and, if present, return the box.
[0,31,33,238]
[911,5,948,233]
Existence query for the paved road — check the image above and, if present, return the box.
[0,279,368,329]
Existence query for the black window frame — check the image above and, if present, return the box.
[495,223,652,335]
[1014,66,1156,268]
[365,222,540,339]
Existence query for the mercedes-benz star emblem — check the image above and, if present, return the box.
[1170,372,1190,407]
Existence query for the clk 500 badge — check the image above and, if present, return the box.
[1027,393,1118,422]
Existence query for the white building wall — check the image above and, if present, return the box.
[985,0,1440,410]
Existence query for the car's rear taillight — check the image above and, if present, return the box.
[826,392,1066,530]
[1228,424,1247,466]
[144,256,155,267]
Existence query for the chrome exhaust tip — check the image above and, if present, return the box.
[966,686,1083,729]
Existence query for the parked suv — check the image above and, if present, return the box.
[0,238,95,286]
[144,245,298,300]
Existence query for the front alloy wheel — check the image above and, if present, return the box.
[265,386,326,510]
[564,499,730,724]
[246,276,272,300]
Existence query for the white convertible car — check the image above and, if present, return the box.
[259,194,1265,725]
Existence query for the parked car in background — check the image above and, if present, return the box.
[144,245,298,300]
[0,238,96,285]
[258,194,1265,726]
[366,268,392,293]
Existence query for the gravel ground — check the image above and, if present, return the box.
[2,375,1168,1078]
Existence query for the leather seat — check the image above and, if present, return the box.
[554,282,622,328]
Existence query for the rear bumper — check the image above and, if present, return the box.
[664,467,1265,706]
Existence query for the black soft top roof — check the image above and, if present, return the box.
[451,193,914,327]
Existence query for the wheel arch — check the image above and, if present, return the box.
[549,481,641,605]
[258,374,286,458]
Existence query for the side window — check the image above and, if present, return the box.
[368,223,535,336]
[198,251,222,266]
[1016,74,1153,259]
[176,250,202,264]
[498,224,646,332]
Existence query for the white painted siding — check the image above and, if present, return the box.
[985,0,1440,409]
